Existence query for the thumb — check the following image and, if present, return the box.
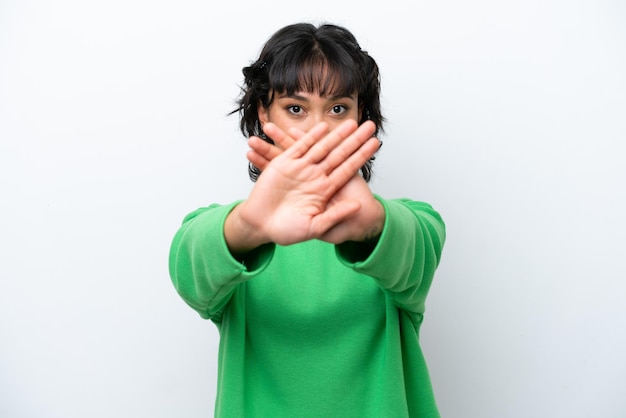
[310,199,360,238]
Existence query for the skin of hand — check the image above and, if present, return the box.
[224,119,383,254]
[250,121,386,245]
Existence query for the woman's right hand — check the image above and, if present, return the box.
[224,120,380,253]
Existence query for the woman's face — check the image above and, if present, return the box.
[258,90,361,144]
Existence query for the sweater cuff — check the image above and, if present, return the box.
[335,197,415,276]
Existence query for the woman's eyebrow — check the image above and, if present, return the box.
[276,93,309,101]
[276,93,355,101]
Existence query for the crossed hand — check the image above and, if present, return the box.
[224,120,384,254]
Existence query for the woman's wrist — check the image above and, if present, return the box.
[224,203,267,255]
[359,198,385,242]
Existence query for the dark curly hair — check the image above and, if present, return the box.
[231,22,384,182]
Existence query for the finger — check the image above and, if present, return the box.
[327,135,381,186]
[320,120,377,171]
[310,199,361,237]
[287,126,306,141]
[247,149,271,171]
[317,222,349,245]
[262,122,296,151]
[279,122,330,159]
[305,119,359,164]
[248,135,282,162]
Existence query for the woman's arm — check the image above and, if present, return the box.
[336,198,446,315]
[168,203,274,320]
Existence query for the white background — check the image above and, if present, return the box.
[1,1,625,417]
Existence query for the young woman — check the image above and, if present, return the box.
[169,22,446,417]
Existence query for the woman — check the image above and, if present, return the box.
[169,22,446,417]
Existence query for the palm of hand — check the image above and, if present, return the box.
[240,120,381,246]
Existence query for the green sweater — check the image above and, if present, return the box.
[169,197,446,418]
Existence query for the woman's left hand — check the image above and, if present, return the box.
[247,121,385,244]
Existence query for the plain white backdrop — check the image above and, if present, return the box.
[1,1,625,417]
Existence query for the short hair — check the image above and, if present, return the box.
[232,22,384,182]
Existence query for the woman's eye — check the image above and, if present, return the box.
[287,105,302,115]
[331,105,346,115]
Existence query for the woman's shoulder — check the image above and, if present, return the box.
[180,201,243,224]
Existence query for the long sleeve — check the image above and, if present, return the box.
[168,201,275,320]
[336,197,446,316]
[170,197,446,417]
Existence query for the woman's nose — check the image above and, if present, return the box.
[299,113,324,133]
